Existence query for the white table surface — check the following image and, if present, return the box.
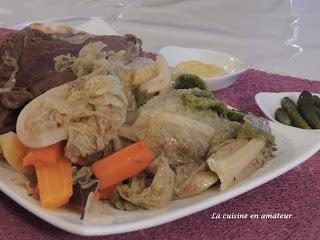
[0,0,319,80]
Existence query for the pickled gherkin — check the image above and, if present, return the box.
[312,95,320,108]
[314,106,320,119]
[297,91,320,129]
[281,97,311,129]
[275,108,291,126]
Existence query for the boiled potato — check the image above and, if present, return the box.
[0,131,33,174]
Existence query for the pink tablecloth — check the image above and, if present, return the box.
[1,67,320,239]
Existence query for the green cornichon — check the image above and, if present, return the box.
[312,95,320,108]
[275,108,291,126]
[314,106,320,119]
[174,74,210,91]
[281,97,311,129]
[297,91,320,129]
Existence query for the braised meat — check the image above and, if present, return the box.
[0,27,142,133]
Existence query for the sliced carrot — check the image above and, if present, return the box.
[22,142,73,209]
[35,155,73,209]
[98,184,118,200]
[23,142,64,167]
[92,140,156,189]
[33,184,40,200]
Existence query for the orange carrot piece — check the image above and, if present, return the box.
[33,184,40,200]
[23,142,63,167]
[98,184,118,200]
[22,142,73,209]
[92,140,156,189]
[35,155,73,209]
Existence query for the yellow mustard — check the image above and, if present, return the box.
[175,60,227,78]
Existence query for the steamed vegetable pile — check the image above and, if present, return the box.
[0,41,276,219]
[275,91,320,129]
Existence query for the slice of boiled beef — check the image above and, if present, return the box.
[31,68,76,96]
[0,27,143,134]
[0,106,19,134]
[0,28,82,134]
[1,88,34,109]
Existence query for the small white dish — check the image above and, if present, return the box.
[159,46,248,90]
[255,92,320,130]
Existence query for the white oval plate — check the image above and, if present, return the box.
[255,92,320,130]
[159,46,248,90]
[1,121,320,236]
[4,20,319,236]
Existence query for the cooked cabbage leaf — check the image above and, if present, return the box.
[145,111,216,167]
[182,94,229,117]
[117,157,175,209]
[70,166,99,219]
[132,85,151,107]
[207,138,267,191]
[237,115,274,145]
[175,163,218,198]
